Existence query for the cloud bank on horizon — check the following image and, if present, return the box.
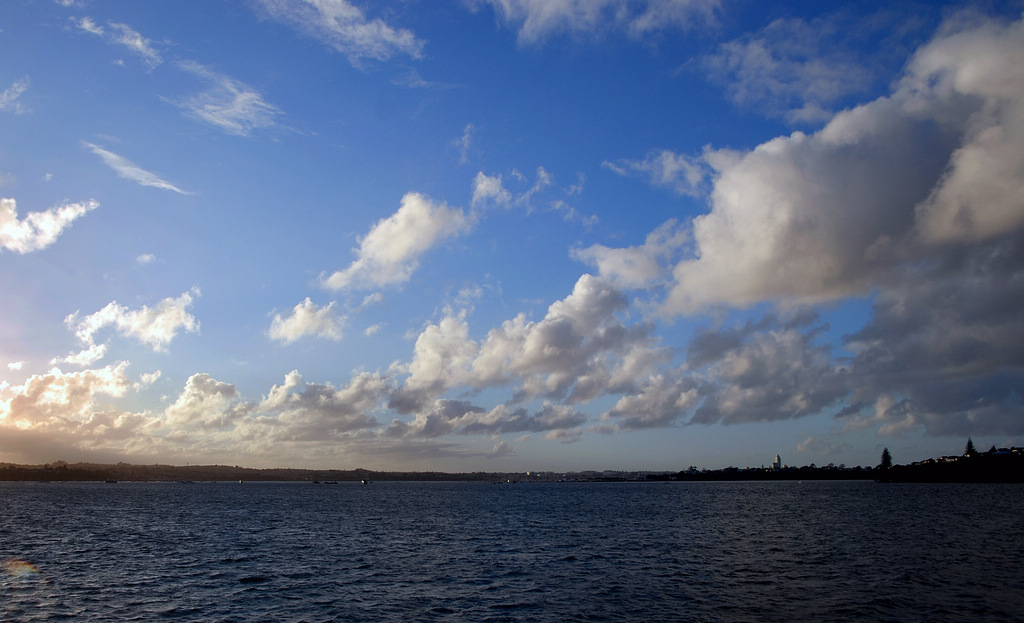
[1,0,1022,471]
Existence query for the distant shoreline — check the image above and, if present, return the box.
[3,451,1022,483]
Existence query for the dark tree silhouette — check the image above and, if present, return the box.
[965,438,977,457]
[880,447,892,470]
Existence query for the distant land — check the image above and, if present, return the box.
[2,448,1022,483]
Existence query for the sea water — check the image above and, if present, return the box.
[1,480,1022,622]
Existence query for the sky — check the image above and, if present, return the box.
[1,0,1023,472]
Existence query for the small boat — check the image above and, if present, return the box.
[104,478,118,483]
[361,479,370,485]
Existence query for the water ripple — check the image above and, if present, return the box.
[1,481,1022,621]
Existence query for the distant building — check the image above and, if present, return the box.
[772,454,782,471]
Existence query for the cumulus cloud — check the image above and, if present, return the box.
[572,219,688,288]
[175,61,282,136]
[254,370,389,440]
[602,372,700,429]
[657,13,1024,315]
[837,239,1024,438]
[269,298,344,343]
[66,288,200,352]
[321,192,472,291]
[50,343,109,367]
[0,363,132,428]
[590,13,1024,440]
[0,78,29,114]
[253,0,424,64]
[907,15,1024,244]
[164,373,244,430]
[688,319,849,426]
[0,197,98,254]
[387,398,588,438]
[470,0,720,45]
[390,274,669,414]
[76,17,162,68]
[83,142,190,194]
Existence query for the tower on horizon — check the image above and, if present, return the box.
[773,454,782,470]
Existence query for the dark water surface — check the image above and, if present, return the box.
[2,480,1022,622]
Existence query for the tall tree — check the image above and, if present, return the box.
[880,447,892,470]
[965,438,977,456]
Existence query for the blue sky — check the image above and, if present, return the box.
[2,0,1023,471]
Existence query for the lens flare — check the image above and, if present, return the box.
[2,559,40,578]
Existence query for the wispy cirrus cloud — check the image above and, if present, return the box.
[0,78,29,114]
[603,148,710,197]
[174,61,282,136]
[253,0,424,65]
[83,142,190,194]
[75,17,163,68]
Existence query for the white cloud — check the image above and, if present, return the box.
[66,288,200,352]
[471,0,719,44]
[907,14,1024,244]
[471,167,575,217]
[136,253,156,265]
[254,0,424,64]
[50,343,109,367]
[603,149,709,196]
[701,16,877,124]
[76,17,162,68]
[256,370,388,440]
[572,219,687,288]
[84,142,190,194]
[657,13,1024,315]
[0,78,29,114]
[175,61,282,136]
[321,192,472,291]
[471,172,512,208]
[138,371,162,387]
[164,373,245,430]
[269,298,344,343]
[108,22,163,68]
[688,321,848,426]
[7,362,24,371]
[76,16,104,35]
[602,373,700,429]
[358,292,383,310]
[389,274,669,413]
[388,399,588,438]
[455,123,475,164]
[0,362,131,427]
[0,197,98,254]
